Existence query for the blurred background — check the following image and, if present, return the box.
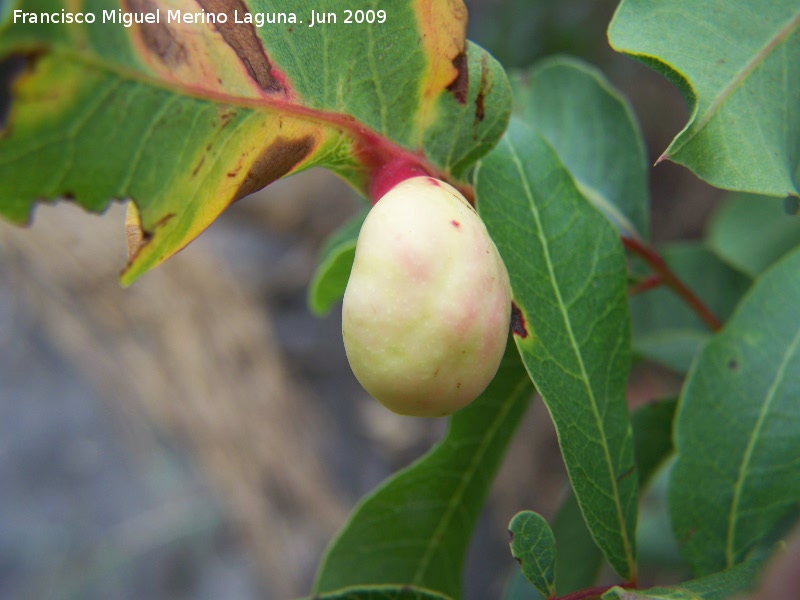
[0,1,725,598]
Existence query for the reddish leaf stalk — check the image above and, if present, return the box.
[627,274,663,296]
[622,236,722,332]
[323,115,476,204]
[147,75,475,204]
[368,159,430,202]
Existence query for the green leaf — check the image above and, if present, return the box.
[508,511,556,599]
[602,556,764,600]
[557,399,679,594]
[0,0,511,284]
[669,247,800,575]
[548,493,605,595]
[631,399,676,490]
[423,41,513,180]
[307,206,368,316]
[0,1,11,26]
[475,120,638,580]
[608,1,800,198]
[503,398,678,600]
[501,498,605,600]
[301,585,453,600]
[637,462,684,571]
[629,243,752,373]
[510,56,649,240]
[708,193,800,278]
[313,341,533,599]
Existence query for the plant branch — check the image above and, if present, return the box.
[627,274,663,296]
[622,236,722,332]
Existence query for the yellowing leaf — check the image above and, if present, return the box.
[0,0,511,283]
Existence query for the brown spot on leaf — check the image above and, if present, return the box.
[446,51,468,104]
[154,212,175,228]
[195,0,285,93]
[508,530,514,542]
[729,359,738,370]
[0,55,27,130]
[617,465,636,483]
[191,155,205,177]
[510,302,528,338]
[126,0,187,67]
[475,90,485,122]
[475,56,490,124]
[218,107,237,128]
[234,136,314,201]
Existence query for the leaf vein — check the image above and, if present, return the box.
[503,135,635,573]
[686,8,800,147]
[725,322,800,565]
[410,377,530,586]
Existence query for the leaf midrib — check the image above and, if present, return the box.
[676,8,800,151]
[17,43,435,184]
[503,134,635,577]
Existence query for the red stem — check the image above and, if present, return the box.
[627,274,663,296]
[622,236,722,332]
[85,56,474,205]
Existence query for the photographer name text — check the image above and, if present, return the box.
[12,8,387,28]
